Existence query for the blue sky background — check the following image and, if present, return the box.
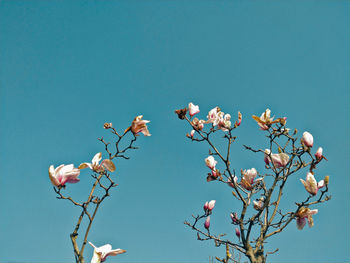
[1,1,349,263]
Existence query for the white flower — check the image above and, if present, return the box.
[188,102,200,117]
[89,242,126,263]
[48,164,80,187]
[79,153,116,173]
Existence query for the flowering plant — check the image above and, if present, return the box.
[175,103,330,263]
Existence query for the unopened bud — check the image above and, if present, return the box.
[204,216,211,229]
[301,131,314,148]
[324,175,329,185]
[235,228,240,239]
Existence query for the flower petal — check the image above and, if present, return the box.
[92,153,102,166]
[101,159,116,172]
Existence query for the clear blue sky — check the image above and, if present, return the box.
[1,1,349,263]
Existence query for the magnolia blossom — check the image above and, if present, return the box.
[252,109,274,130]
[240,168,262,191]
[204,216,210,229]
[206,107,221,126]
[103,122,113,129]
[315,147,323,160]
[79,153,116,173]
[89,242,126,263]
[227,176,238,188]
[188,102,200,117]
[230,212,238,224]
[301,131,313,148]
[235,228,240,239]
[49,164,80,187]
[295,207,318,230]
[131,115,151,136]
[218,113,231,131]
[253,197,264,210]
[205,156,217,170]
[191,118,205,130]
[264,149,289,168]
[300,172,325,196]
[208,200,216,211]
[207,169,219,182]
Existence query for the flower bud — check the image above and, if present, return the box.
[235,228,240,239]
[315,147,323,160]
[230,212,238,224]
[190,130,195,138]
[302,131,314,148]
[188,102,200,117]
[203,201,209,212]
[204,216,211,229]
[208,200,216,211]
[205,156,217,170]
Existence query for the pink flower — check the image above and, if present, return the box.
[79,153,116,173]
[206,107,221,126]
[218,113,231,131]
[240,168,262,191]
[89,242,126,263]
[227,176,238,188]
[208,200,216,211]
[190,130,195,138]
[235,228,240,239]
[230,212,238,224]
[300,172,325,196]
[48,164,80,187]
[131,115,151,136]
[205,156,217,170]
[188,102,200,117]
[253,198,264,210]
[204,216,211,229]
[191,118,205,130]
[203,201,209,212]
[252,109,273,130]
[315,147,323,160]
[301,131,313,148]
[295,207,318,230]
[264,149,289,168]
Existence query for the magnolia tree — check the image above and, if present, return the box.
[175,103,330,263]
[48,116,151,263]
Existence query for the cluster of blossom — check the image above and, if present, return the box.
[178,102,242,139]
[252,109,329,230]
[203,200,216,229]
[49,116,150,263]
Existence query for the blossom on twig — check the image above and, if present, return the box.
[130,115,151,136]
[89,242,126,263]
[204,216,211,229]
[188,102,200,117]
[240,168,262,191]
[79,153,116,173]
[49,164,80,187]
[300,172,325,196]
[264,149,289,168]
[295,207,318,230]
[301,131,314,148]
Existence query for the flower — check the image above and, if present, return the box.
[252,109,276,130]
[240,168,262,191]
[188,102,200,117]
[207,169,220,182]
[79,153,116,173]
[264,149,289,168]
[301,131,313,148]
[295,207,318,230]
[103,122,113,129]
[227,176,238,188]
[131,115,151,136]
[203,201,209,212]
[89,242,126,263]
[253,197,264,210]
[206,107,221,126]
[190,130,195,137]
[175,108,188,120]
[230,212,238,224]
[218,113,231,131]
[208,200,216,211]
[300,172,325,195]
[191,118,205,130]
[205,156,217,170]
[49,164,80,187]
[235,228,240,239]
[204,216,211,229]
